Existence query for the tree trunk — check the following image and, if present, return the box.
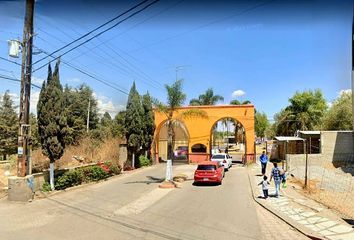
[167,120,174,161]
[49,160,55,191]
[132,153,135,169]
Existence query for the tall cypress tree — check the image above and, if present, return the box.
[125,82,144,167]
[141,92,155,159]
[0,91,18,160]
[37,60,67,190]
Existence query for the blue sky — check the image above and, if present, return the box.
[0,0,352,119]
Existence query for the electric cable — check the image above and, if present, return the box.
[32,0,161,73]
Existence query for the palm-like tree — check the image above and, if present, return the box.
[230,99,251,105]
[189,88,224,106]
[155,80,207,161]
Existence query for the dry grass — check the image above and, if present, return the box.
[31,137,121,172]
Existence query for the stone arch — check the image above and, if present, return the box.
[153,105,255,164]
[153,119,190,161]
[209,117,247,156]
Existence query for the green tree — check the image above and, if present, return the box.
[125,82,144,167]
[141,92,155,159]
[230,99,251,105]
[37,60,67,190]
[189,88,224,105]
[112,110,126,138]
[255,112,269,138]
[322,91,352,130]
[273,89,327,136]
[0,91,18,160]
[155,80,207,161]
[62,84,99,145]
[101,112,112,127]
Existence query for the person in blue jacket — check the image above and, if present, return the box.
[259,151,268,175]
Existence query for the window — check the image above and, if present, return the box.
[212,154,226,159]
[197,165,216,171]
[191,144,207,153]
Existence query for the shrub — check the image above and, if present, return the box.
[41,182,51,192]
[88,165,109,181]
[55,169,84,190]
[109,164,122,175]
[139,155,151,167]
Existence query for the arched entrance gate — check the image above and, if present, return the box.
[153,105,255,163]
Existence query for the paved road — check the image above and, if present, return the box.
[0,163,307,240]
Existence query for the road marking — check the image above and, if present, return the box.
[114,188,174,216]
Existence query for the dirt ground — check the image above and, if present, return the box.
[0,137,122,188]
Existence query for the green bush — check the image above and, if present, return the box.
[55,169,84,190]
[139,155,151,167]
[41,182,51,192]
[109,164,122,175]
[88,165,110,181]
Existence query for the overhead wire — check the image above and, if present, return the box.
[0,74,41,89]
[0,56,22,66]
[32,0,151,66]
[35,29,129,92]
[34,45,129,95]
[32,0,161,73]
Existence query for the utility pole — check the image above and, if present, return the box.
[86,98,91,133]
[17,0,35,177]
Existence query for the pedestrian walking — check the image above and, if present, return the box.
[258,175,270,199]
[270,162,281,197]
[280,168,287,188]
[259,151,268,175]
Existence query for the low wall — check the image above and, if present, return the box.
[32,163,98,192]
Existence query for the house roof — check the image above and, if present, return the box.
[275,136,304,141]
[298,131,320,135]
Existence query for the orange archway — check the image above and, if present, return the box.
[153,105,255,164]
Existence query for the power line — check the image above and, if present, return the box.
[32,0,151,66]
[0,74,41,89]
[32,0,161,73]
[34,46,129,95]
[35,30,130,92]
[0,56,22,66]
[129,0,276,53]
[65,0,184,76]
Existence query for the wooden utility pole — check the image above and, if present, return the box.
[86,98,90,133]
[17,0,35,177]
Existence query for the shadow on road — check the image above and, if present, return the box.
[124,176,165,185]
[192,182,220,187]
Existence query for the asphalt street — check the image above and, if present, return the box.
[0,162,307,240]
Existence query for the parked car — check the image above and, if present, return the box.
[194,161,224,185]
[175,146,188,157]
[211,153,232,170]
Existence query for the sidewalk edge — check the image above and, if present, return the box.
[247,167,326,240]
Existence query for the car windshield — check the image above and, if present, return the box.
[197,165,216,171]
[212,155,225,159]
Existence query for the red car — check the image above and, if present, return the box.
[194,161,224,185]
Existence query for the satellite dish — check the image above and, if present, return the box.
[8,40,21,58]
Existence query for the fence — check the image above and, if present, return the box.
[288,153,354,219]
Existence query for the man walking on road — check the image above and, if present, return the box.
[260,151,268,175]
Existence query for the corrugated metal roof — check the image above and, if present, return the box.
[275,136,304,141]
[298,131,320,135]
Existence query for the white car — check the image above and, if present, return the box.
[211,154,232,171]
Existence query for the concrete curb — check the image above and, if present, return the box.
[247,167,325,240]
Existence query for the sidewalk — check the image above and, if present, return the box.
[248,162,354,240]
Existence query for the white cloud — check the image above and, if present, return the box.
[93,92,125,117]
[339,89,351,96]
[231,90,245,98]
[31,76,44,85]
